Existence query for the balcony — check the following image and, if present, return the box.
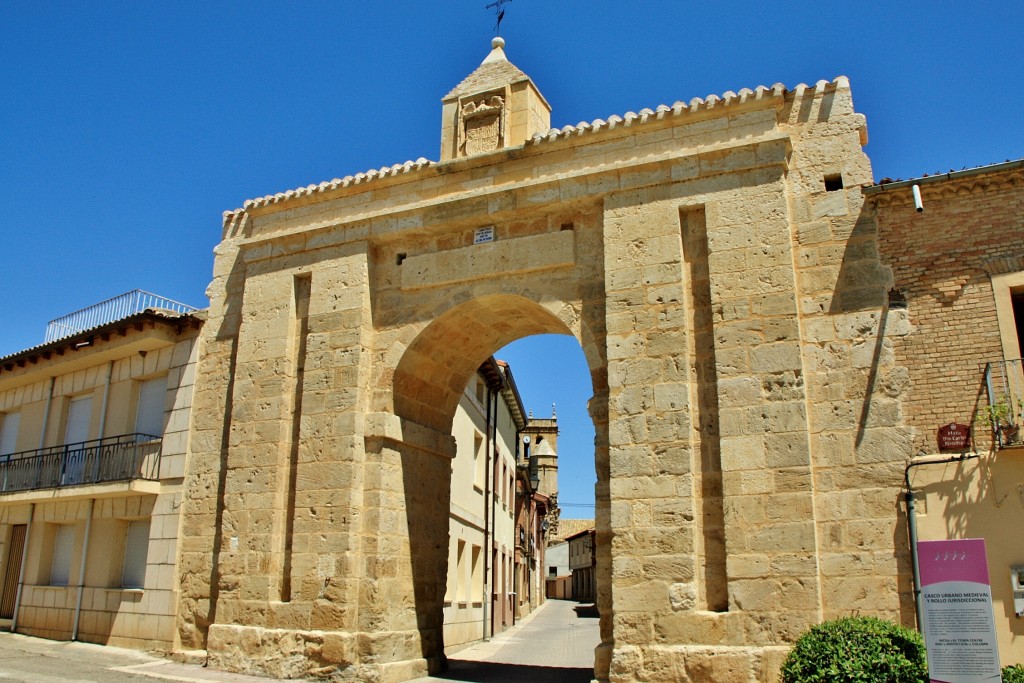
[0,434,161,494]
[982,359,1024,449]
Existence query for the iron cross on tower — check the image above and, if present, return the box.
[485,0,511,34]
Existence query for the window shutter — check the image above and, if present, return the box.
[64,396,92,444]
[135,377,167,438]
[49,525,75,586]
[121,519,151,589]
[0,412,20,456]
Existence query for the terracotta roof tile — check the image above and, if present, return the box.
[548,518,594,545]
[226,77,851,218]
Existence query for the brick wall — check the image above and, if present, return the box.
[872,167,1024,452]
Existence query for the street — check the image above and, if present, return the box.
[0,599,599,682]
[410,599,600,683]
[0,632,295,683]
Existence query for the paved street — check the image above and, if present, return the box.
[0,599,598,682]
[0,632,298,683]
[410,599,601,683]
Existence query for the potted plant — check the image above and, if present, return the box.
[977,400,1021,446]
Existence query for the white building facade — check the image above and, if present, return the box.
[443,358,523,652]
[0,292,202,650]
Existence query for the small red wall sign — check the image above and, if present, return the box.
[937,423,970,451]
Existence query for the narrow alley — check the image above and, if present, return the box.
[411,598,601,683]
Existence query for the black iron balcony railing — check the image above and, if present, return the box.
[982,359,1024,449]
[0,433,161,494]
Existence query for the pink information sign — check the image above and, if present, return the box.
[918,539,1001,683]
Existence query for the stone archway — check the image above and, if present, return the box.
[391,294,585,432]
[179,200,617,682]
[177,40,910,683]
[377,294,608,677]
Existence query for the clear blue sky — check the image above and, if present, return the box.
[3,2,1022,515]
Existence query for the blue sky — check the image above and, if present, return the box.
[3,2,1022,515]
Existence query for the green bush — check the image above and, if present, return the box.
[780,616,927,683]
[1004,664,1024,683]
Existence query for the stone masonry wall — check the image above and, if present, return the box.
[780,83,915,628]
[182,76,911,683]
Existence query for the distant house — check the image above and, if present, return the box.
[567,528,597,603]
[544,540,570,599]
[548,518,595,547]
[546,540,569,578]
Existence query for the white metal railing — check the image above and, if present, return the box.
[45,290,198,343]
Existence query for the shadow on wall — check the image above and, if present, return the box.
[913,454,1024,629]
[828,207,892,449]
[889,500,916,627]
[436,660,593,683]
[401,444,454,666]
[827,208,888,317]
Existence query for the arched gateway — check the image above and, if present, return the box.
[178,38,912,682]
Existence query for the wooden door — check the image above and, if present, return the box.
[0,525,27,619]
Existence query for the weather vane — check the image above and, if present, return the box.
[485,0,511,35]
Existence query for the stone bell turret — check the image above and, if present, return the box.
[440,37,551,162]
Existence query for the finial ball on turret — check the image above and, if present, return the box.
[492,36,505,49]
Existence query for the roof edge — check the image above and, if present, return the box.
[0,310,206,369]
[864,158,1024,194]
[225,76,850,219]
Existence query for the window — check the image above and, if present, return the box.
[64,395,92,444]
[493,449,501,497]
[135,377,168,438]
[992,272,1024,416]
[63,396,92,485]
[1012,290,1024,358]
[121,519,150,589]
[501,462,507,508]
[470,545,482,602]
[993,271,1024,361]
[473,432,485,489]
[824,173,844,192]
[49,525,75,586]
[454,539,467,602]
[549,565,557,578]
[0,412,20,456]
